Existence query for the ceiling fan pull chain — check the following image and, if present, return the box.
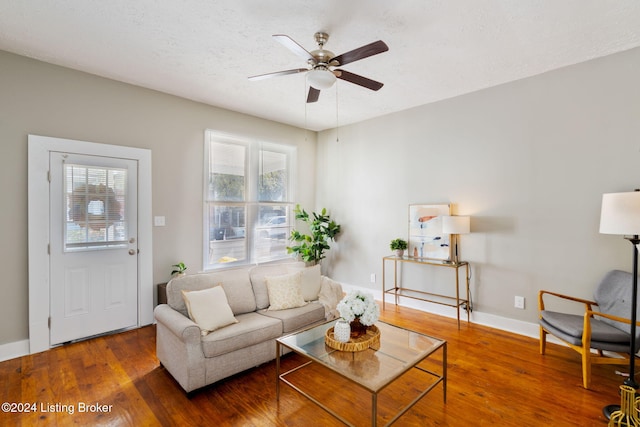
[304,79,308,140]
[335,83,340,143]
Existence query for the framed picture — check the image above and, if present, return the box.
[408,204,451,260]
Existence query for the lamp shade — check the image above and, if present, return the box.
[307,69,336,90]
[600,192,640,235]
[442,216,471,235]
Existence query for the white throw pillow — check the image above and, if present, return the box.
[181,286,238,336]
[286,264,322,301]
[266,271,307,311]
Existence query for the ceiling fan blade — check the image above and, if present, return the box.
[334,69,384,91]
[332,40,389,66]
[273,34,315,61]
[307,87,320,103]
[248,68,308,81]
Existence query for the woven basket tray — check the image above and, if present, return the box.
[325,324,380,352]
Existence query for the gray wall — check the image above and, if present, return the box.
[0,50,316,347]
[317,46,640,324]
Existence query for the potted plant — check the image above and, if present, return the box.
[171,262,187,277]
[287,205,341,264]
[390,238,408,257]
[336,290,380,337]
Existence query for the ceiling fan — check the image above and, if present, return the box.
[248,32,389,103]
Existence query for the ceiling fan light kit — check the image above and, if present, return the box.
[307,67,336,90]
[249,31,388,103]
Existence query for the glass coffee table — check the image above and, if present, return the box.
[276,320,446,426]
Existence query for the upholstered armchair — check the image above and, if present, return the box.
[538,270,640,389]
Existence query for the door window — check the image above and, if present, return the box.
[64,163,128,251]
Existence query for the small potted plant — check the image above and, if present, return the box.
[390,238,408,257]
[171,262,187,277]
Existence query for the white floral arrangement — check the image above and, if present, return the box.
[336,290,380,326]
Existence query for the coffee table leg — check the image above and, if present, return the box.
[443,342,447,403]
[276,341,281,402]
[372,393,377,427]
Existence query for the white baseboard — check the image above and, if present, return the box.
[0,339,29,362]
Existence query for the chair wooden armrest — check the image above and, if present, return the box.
[586,309,640,327]
[582,310,640,352]
[538,289,596,313]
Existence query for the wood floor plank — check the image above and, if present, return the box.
[0,303,629,426]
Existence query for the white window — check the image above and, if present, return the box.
[204,131,296,269]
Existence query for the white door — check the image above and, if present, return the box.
[49,152,138,345]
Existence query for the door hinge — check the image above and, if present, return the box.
[47,170,51,183]
[47,244,50,255]
[48,317,51,329]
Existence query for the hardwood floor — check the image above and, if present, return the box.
[0,304,627,426]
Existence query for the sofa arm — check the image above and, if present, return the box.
[154,304,207,393]
[154,304,201,344]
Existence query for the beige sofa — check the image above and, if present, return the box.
[154,262,343,393]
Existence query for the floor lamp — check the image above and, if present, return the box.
[600,191,640,423]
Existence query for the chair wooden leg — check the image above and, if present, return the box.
[539,327,547,355]
[581,349,591,389]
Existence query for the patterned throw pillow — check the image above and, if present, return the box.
[265,271,307,311]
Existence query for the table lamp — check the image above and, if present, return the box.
[442,216,470,264]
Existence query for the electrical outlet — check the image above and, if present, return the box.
[370,273,376,283]
[514,296,525,309]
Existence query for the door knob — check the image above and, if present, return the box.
[129,249,136,255]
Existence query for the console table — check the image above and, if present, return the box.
[382,255,471,329]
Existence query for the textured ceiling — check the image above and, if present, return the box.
[1,1,640,131]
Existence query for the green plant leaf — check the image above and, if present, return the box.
[286,206,341,263]
[390,238,408,250]
[170,261,187,276]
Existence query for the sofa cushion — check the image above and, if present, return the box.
[266,271,307,311]
[259,302,326,333]
[167,269,257,317]
[200,312,282,358]
[182,286,238,336]
[286,264,322,301]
